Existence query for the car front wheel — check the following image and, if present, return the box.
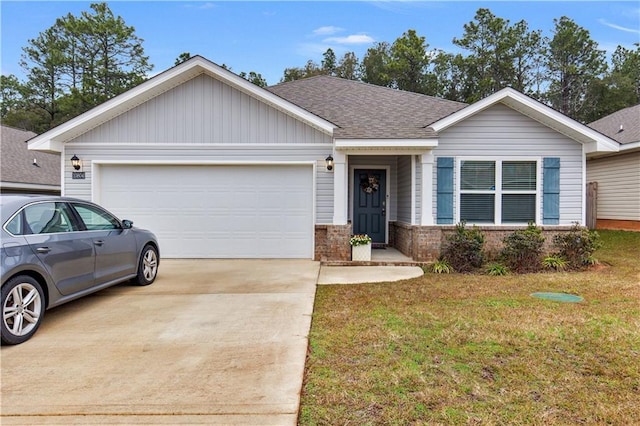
[1,276,45,345]
[133,244,158,286]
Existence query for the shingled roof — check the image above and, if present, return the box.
[1,125,60,193]
[267,76,467,139]
[588,104,640,145]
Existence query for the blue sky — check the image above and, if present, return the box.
[2,1,639,86]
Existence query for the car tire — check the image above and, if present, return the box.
[133,244,158,286]
[1,276,45,345]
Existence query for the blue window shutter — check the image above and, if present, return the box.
[437,157,454,224]
[543,157,560,225]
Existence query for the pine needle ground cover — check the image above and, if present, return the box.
[300,231,640,425]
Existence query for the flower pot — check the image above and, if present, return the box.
[352,243,372,261]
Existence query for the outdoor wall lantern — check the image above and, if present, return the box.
[71,154,81,170]
[325,155,334,171]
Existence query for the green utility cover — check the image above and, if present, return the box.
[531,292,584,303]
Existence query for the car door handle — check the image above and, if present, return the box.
[36,247,51,254]
[94,240,104,246]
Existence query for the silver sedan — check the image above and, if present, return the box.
[1,195,160,345]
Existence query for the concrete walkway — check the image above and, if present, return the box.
[1,259,423,425]
[318,265,424,284]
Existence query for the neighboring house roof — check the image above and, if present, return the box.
[27,56,335,153]
[1,125,61,193]
[430,88,620,156]
[267,76,467,139]
[588,104,640,153]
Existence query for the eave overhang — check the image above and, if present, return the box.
[335,138,437,154]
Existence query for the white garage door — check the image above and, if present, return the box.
[98,164,314,258]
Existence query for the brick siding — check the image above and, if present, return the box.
[314,224,352,261]
[390,222,577,262]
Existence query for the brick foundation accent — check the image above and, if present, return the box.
[596,219,640,232]
[389,222,576,262]
[314,224,352,261]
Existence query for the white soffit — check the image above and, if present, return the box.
[335,138,438,152]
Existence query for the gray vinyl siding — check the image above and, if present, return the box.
[587,152,640,221]
[396,156,412,223]
[72,74,331,145]
[432,104,584,225]
[349,155,397,221]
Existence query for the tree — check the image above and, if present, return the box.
[360,42,393,87]
[0,74,47,131]
[545,16,607,121]
[431,51,470,102]
[611,43,640,103]
[389,29,431,93]
[175,52,192,65]
[336,52,360,80]
[582,43,640,122]
[321,48,337,76]
[20,25,68,129]
[508,20,544,96]
[239,71,268,88]
[1,75,26,119]
[453,8,543,102]
[281,59,324,82]
[66,3,152,106]
[13,2,152,131]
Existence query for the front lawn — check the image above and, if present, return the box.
[300,230,640,425]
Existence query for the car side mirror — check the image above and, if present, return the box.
[122,219,134,229]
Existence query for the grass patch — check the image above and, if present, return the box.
[300,231,640,425]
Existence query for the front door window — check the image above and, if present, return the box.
[353,169,386,244]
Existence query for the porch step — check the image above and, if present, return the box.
[322,260,428,267]
[325,246,427,266]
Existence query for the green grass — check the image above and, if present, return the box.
[299,230,640,425]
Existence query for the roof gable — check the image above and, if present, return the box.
[430,88,620,155]
[28,56,335,153]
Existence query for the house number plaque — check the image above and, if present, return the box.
[72,172,86,180]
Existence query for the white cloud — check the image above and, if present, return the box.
[598,19,640,34]
[183,2,217,10]
[313,26,344,36]
[323,34,375,45]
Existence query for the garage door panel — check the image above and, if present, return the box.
[99,165,313,258]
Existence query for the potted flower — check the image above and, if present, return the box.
[350,234,372,261]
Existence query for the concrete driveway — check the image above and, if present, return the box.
[0,259,319,425]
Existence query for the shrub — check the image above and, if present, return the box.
[440,221,485,273]
[552,223,603,270]
[486,263,509,276]
[542,255,568,271]
[430,259,453,274]
[500,223,545,273]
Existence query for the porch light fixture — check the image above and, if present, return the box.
[325,155,334,171]
[71,154,81,170]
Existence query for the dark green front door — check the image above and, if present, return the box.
[353,169,386,244]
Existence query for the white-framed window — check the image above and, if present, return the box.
[458,159,539,224]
